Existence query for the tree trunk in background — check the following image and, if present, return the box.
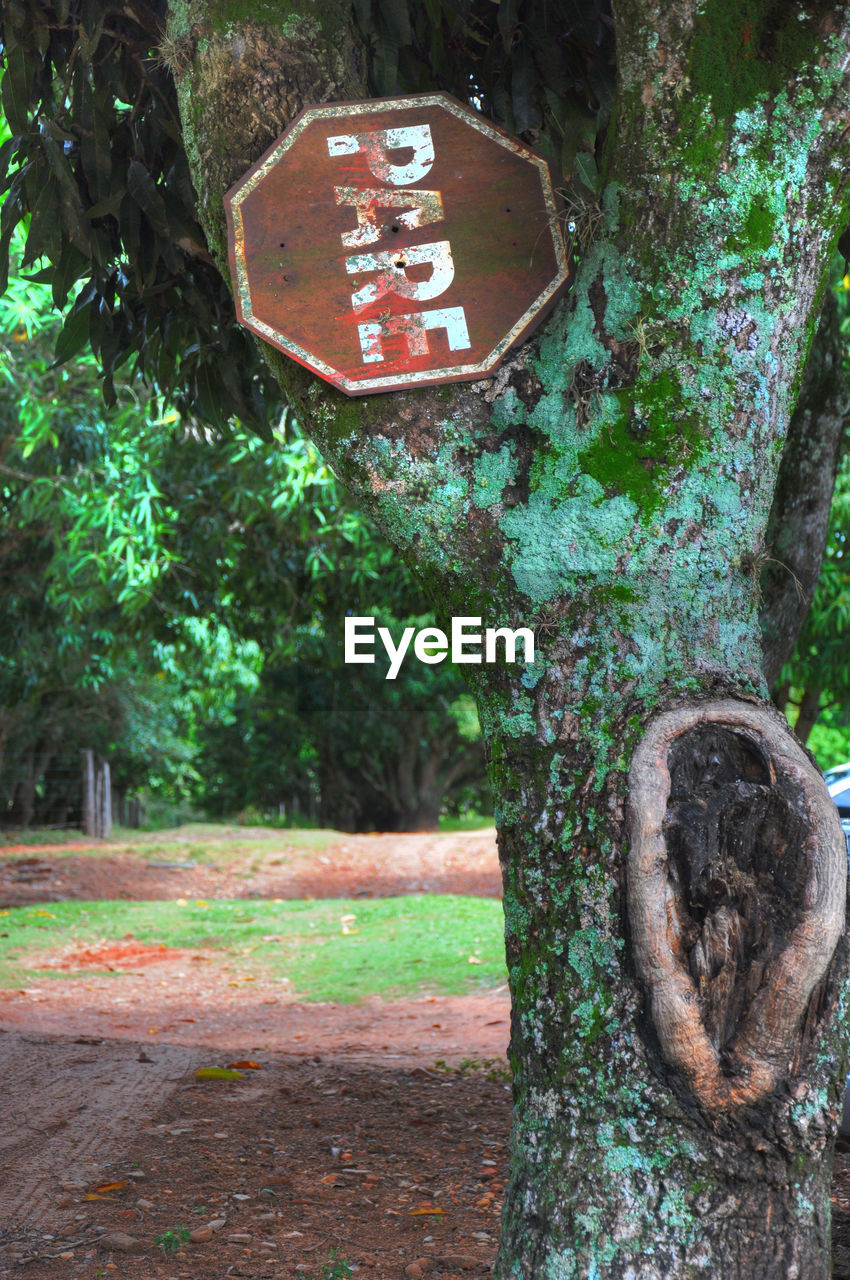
[761,293,850,688]
[18,754,35,830]
[170,0,850,1272]
[794,684,824,747]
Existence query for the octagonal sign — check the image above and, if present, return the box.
[225,93,570,396]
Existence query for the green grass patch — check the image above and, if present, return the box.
[437,811,494,832]
[0,828,107,849]
[0,896,507,1003]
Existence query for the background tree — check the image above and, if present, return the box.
[773,451,850,746]
[0,236,485,828]
[0,244,185,824]
[3,3,850,1277]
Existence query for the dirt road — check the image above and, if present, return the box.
[0,829,509,1280]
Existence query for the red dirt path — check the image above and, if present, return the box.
[0,828,508,1061]
[0,828,502,906]
[2,828,850,1279]
[0,828,513,1280]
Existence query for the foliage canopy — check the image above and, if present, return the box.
[0,0,616,429]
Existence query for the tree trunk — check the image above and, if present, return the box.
[761,293,850,687]
[794,684,824,747]
[406,747,445,831]
[170,1,850,1273]
[17,753,35,830]
[489,694,845,1279]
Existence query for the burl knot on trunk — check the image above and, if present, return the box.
[627,700,846,1113]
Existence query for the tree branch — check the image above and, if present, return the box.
[760,291,850,688]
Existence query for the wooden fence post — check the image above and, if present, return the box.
[100,760,111,839]
[81,751,112,838]
[81,750,96,837]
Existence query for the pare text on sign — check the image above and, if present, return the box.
[225,93,570,395]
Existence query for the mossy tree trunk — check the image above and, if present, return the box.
[169,1,850,1274]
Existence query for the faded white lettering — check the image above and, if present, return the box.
[357,306,470,364]
[347,241,455,310]
[327,125,435,186]
[335,187,444,250]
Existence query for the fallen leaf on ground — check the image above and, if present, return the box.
[227,1060,262,1069]
[195,1067,244,1080]
[94,1181,127,1194]
[409,1206,444,1216]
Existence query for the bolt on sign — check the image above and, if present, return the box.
[225,93,570,396]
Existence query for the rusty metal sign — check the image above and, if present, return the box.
[225,93,570,396]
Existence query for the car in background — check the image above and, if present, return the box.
[827,765,850,813]
[823,766,850,850]
[826,762,850,789]
[825,768,850,1132]
[829,778,850,820]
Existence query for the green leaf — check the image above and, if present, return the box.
[51,239,88,309]
[377,0,411,47]
[119,191,142,274]
[0,223,15,299]
[23,178,62,267]
[510,44,542,136]
[77,75,113,204]
[574,150,598,194]
[127,160,169,238]
[497,0,520,47]
[0,168,26,295]
[838,225,850,272]
[53,296,93,366]
[1,32,35,134]
[0,134,20,194]
[20,265,55,283]
[76,11,108,66]
[39,131,91,255]
[352,0,373,33]
[87,188,126,221]
[194,1067,244,1081]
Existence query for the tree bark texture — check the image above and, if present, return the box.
[169,1,850,1275]
[627,700,844,1113]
